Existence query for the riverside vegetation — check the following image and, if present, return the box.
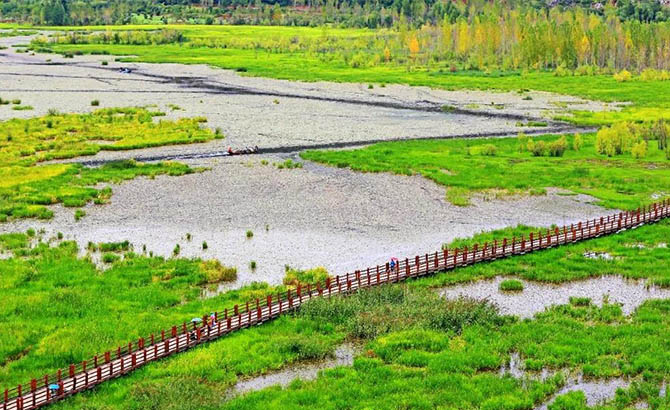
[21,14,670,126]
[302,127,670,210]
[0,107,221,221]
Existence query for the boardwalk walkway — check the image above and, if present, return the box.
[3,200,669,410]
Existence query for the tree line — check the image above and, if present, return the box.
[2,0,670,27]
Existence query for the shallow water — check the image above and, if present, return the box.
[535,377,629,409]
[231,343,360,396]
[439,276,670,318]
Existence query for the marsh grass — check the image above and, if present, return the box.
[302,133,670,210]
[0,108,216,221]
[283,266,330,288]
[499,279,523,292]
[416,219,670,288]
[0,234,272,388]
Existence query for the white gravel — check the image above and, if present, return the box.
[0,154,611,288]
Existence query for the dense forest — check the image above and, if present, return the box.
[1,0,669,27]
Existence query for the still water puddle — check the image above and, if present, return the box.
[439,276,670,318]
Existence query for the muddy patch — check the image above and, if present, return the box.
[439,276,670,318]
[231,343,360,396]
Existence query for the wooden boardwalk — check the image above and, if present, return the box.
[3,200,669,410]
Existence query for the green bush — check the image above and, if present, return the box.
[199,260,237,283]
[569,297,591,306]
[613,69,632,82]
[283,266,330,287]
[548,390,588,410]
[246,230,253,239]
[91,100,100,107]
[528,140,547,157]
[572,133,582,151]
[499,279,523,292]
[596,122,639,156]
[631,140,647,159]
[548,136,567,157]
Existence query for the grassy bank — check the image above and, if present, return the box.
[0,107,221,221]
[302,132,670,210]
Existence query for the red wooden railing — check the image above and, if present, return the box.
[2,199,669,409]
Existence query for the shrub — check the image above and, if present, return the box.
[26,228,36,237]
[548,136,567,157]
[249,260,257,270]
[199,260,237,283]
[529,140,547,157]
[554,65,572,77]
[101,60,108,66]
[102,253,120,264]
[202,241,208,250]
[480,144,497,156]
[11,99,21,105]
[91,100,100,107]
[596,122,639,156]
[572,133,582,151]
[57,232,63,240]
[186,233,192,241]
[613,70,632,82]
[172,244,180,256]
[499,279,523,292]
[631,140,647,159]
[246,230,253,239]
[283,266,330,287]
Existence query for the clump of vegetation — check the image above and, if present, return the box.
[172,244,180,256]
[548,136,567,157]
[276,159,303,169]
[595,122,639,156]
[102,253,120,264]
[569,297,591,307]
[95,241,131,253]
[631,140,648,159]
[11,105,33,111]
[283,266,330,287]
[0,108,216,222]
[300,285,503,339]
[246,230,253,239]
[572,133,582,151]
[499,279,523,292]
[613,69,633,82]
[202,241,208,250]
[199,260,237,283]
[249,260,257,270]
[90,99,100,107]
[74,209,86,221]
[101,60,108,66]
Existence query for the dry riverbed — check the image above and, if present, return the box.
[0,153,609,288]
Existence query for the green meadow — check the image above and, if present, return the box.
[0,107,221,221]
[302,132,670,210]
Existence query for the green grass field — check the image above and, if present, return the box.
[0,107,221,221]
[302,133,670,210]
